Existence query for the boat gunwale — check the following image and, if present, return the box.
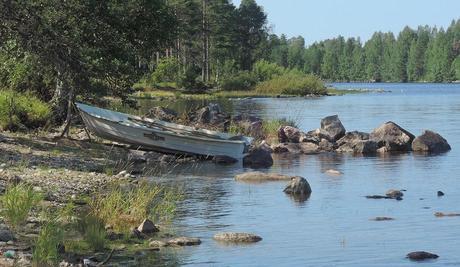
[77,105,248,145]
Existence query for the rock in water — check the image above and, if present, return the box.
[412,130,451,153]
[337,131,370,146]
[370,121,415,152]
[406,251,439,261]
[385,189,404,199]
[278,126,305,143]
[213,232,262,243]
[167,237,201,246]
[325,169,342,176]
[437,191,445,197]
[243,146,273,168]
[320,115,346,141]
[137,219,159,234]
[283,176,312,196]
[235,172,293,182]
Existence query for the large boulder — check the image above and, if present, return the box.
[412,130,451,153]
[145,107,177,122]
[243,146,273,168]
[283,176,312,196]
[320,115,346,141]
[195,103,227,124]
[235,172,294,182]
[278,126,305,143]
[337,131,370,147]
[370,121,415,152]
[336,140,377,154]
[137,219,159,234]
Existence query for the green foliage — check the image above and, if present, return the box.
[262,118,298,143]
[220,71,257,91]
[1,183,42,228]
[89,182,182,233]
[32,216,64,267]
[252,60,285,82]
[151,58,180,85]
[0,90,51,131]
[256,71,326,96]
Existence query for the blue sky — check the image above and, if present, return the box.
[232,0,460,45]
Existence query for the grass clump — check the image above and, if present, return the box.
[32,215,64,267]
[77,216,107,252]
[1,183,42,229]
[89,182,182,234]
[256,71,327,96]
[0,89,50,131]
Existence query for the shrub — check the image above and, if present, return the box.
[220,71,257,91]
[32,217,64,267]
[252,60,285,82]
[151,58,180,84]
[0,90,51,131]
[89,182,182,233]
[1,183,42,228]
[255,71,327,96]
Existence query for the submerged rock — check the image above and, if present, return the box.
[243,146,273,168]
[370,217,395,221]
[167,237,201,246]
[213,232,262,243]
[213,155,238,164]
[412,130,451,153]
[434,212,460,217]
[137,219,159,234]
[406,251,439,261]
[320,115,346,141]
[235,172,293,182]
[283,176,312,196]
[370,121,415,152]
[325,169,342,176]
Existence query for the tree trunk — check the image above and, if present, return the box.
[60,87,75,137]
[50,70,69,125]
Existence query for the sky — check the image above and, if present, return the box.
[232,0,460,45]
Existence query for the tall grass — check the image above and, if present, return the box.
[32,215,64,267]
[0,90,50,130]
[89,181,182,233]
[78,216,107,252]
[1,183,42,228]
[256,72,327,96]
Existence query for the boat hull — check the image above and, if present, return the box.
[78,105,247,159]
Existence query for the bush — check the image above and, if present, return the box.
[252,60,285,82]
[220,71,257,91]
[255,71,327,96]
[89,182,182,233]
[0,90,51,131]
[1,183,42,228]
[32,216,64,267]
[151,58,180,84]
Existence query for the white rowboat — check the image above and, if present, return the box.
[76,103,251,159]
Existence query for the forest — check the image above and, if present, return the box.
[1,0,460,129]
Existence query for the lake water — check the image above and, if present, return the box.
[148,83,460,266]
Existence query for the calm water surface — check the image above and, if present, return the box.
[149,83,460,266]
